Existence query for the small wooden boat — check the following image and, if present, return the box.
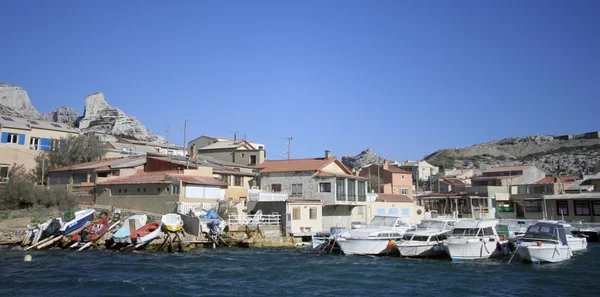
[72,218,110,243]
[161,214,183,233]
[59,209,96,235]
[129,222,162,247]
[112,215,148,243]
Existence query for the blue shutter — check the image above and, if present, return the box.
[377,208,386,215]
[402,208,410,216]
[18,134,25,145]
[40,138,50,151]
[1,132,7,143]
[389,208,399,215]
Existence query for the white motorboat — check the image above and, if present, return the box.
[443,219,508,261]
[517,222,572,263]
[161,213,184,233]
[562,223,587,252]
[188,208,227,235]
[112,215,148,243]
[396,218,455,257]
[336,215,414,256]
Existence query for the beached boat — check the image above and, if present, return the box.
[112,215,148,243]
[129,222,162,247]
[443,219,508,261]
[187,208,227,235]
[396,218,455,257]
[22,218,61,246]
[336,215,414,256]
[161,213,184,233]
[59,209,96,235]
[72,218,110,243]
[517,222,572,263]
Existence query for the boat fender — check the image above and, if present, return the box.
[433,244,442,252]
[387,240,395,249]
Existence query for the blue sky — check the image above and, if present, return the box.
[1,1,598,161]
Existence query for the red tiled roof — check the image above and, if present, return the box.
[386,165,412,174]
[49,156,145,172]
[441,178,465,186]
[535,176,581,184]
[377,194,414,203]
[255,157,352,174]
[483,165,533,173]
[98,171,173,185]
[169,174,227,186]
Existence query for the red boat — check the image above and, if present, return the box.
[129,222,162,246]
[72,219,110,243]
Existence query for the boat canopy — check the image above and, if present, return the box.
[369,216,408,228]
[454,219,498,229]
[524,222,568,245]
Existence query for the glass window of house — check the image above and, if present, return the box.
[250,155,257,165]
[556,201,569,216]
[309,207,317,220]
[292,207,301,220]
[319,182,331,192]
[292,184,302,195]
[6,133,19,144]
[30,137,40,150]
[401,188,409,195]
[575,201,591,216]
[271,184,282,192]
[0,166,9,182]
[592,202,600,216]
[234,176,243,186]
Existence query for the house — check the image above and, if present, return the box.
[0,114,80,171]
[249,200,324,236]
[469,165,546,202]
[398,160,439,183]
[370,194,424,224]
[543,174,600,222]
[358,160,413,197]
[416,192,495,220]
[435,178,466,193]
[188,135,266,167]
[96,167,228,214]
[250,150,369,232]
[103,139,187,157]
[443,168,473,185]
[503,175,582,220]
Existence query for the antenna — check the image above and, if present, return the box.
[165,125,170,143]
[284,137,293,160]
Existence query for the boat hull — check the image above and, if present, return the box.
[337,238,396,256]
[397,242,445,257]
[161,214,184,233]
[61,209,95,235]
[72,219,110,243]
[567,237,587,252]
[129,222,162,246]
[112,215,148,243]
[518,245,571,263]
[443,239,505,261]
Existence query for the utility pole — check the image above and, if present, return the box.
[286,137,293,160]
[183,119,189,155]
[165,125,170,144]
[41,157,45,185]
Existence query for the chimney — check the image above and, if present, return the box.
[190,144,196,158]
[325,150,331,159]
[383,159,389,170]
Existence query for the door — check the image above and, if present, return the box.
[516,204,525,219]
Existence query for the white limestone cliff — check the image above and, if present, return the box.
[0,83,40,118]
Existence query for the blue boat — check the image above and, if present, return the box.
[59,209,96,235]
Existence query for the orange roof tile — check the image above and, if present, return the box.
[98,171,173,185]
[535,176,581,184]
[386,166,412,174]
[377,194,414,203]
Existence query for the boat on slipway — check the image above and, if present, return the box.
[59,209,96,235]
[443,219,509,261]
[517,222,572,263]
[112,215,148,243]
[396,218,456,257]
[129,222,162,248]
[161,214,184,233]
[336,215,414,256]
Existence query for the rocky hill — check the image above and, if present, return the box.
[0,83,166,143]
[425,135,600,174]
[341,148,389,172]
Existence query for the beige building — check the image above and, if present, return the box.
[252,200,324,236]
[398,160,439,183]
[367,194,424,225]
[188,135,266,167]
[0,114,80,173]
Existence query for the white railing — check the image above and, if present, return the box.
[248,189,289,202]
[176,202,218,215]
[228,214,281,225]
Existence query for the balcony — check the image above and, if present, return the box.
[248,188,289,202]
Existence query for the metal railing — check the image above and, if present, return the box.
[248,189,288,202]
[228,214,281,225]
[176,202,218,215]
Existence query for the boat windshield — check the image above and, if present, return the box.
[417,221,445,230]
[451,227,494,237]
[524,224,559,241]
[369,217,402,227]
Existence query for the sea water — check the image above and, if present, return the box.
[0,244,598,297]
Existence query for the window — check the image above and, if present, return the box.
[29,121,39,125]
[137,188,141,193]
[1,116,14,121]
[0,165,8,183]
[336,179,345,201]
[556,201,569,216]
[593,202,600,216]
[234,176,243,186]
[143,188,147,193]
[172,185,180,195]
[401,188,409,195]
[271,184,282,192]
[358,181,366,201]
[498,202,514,212]
[118,189,122,194]
[389,208,398,215]
[575,201,591,216]
[309,207,317,220]
[124,188,128,193]
[292,207,301,220]
[30,137,40,150]
[377,208,385,215]
[393,187,397,193]
[222,175,230,185]
[292,184,302,196]
[6,133,19,144]
[401,174,405,180]
[249,155,257,165]
[319,182,331,192]
[50,139,60,151]
[524,202,543,213]
[402,208,410,216]
[157,187,161,193]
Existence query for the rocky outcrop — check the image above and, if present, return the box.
[39,107,79,123]
[342,148,389,172]
[78,92,166,143]
[425,135,600,174]
[0,83,40,118]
